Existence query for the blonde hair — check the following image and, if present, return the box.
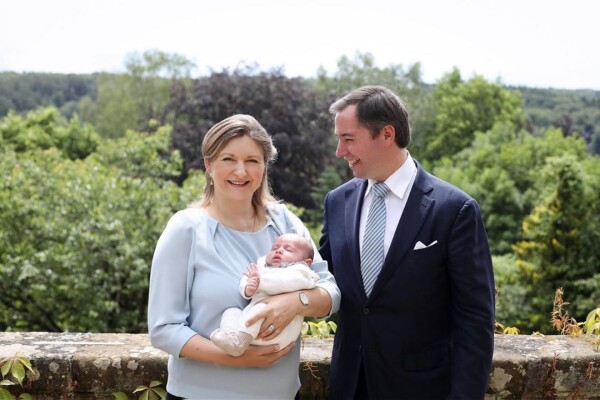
[190,114,278,219]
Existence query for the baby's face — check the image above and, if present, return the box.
[266,236,308,267]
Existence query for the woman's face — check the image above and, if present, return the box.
[206,135,266,204]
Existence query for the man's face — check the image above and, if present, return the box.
[334,105,389,181]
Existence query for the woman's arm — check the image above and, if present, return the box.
[148,212,199,356]
[245,287,332,340]
[179,333,294,367]
[149,211,292,368]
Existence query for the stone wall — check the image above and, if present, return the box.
[1,332,599,399]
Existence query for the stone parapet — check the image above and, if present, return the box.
[1,332,599,399]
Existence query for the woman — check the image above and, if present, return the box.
[148,114,340,399]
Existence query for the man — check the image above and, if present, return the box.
[319,86,495,399]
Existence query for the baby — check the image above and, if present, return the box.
[210,233,319,356]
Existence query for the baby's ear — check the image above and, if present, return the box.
[305,258,313,266]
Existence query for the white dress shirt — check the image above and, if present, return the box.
[359,153,418,260]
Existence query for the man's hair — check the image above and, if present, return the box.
[329,85,411,148]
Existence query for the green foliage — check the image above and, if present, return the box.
[124,50,195,128]
[433,123,590,254]
[0,72,96,118]
[0,107,99,159]
[91,123,182,179]
[583,308,600,336]
[422,68,524,162]
[88,50,195,138]
[512,155,600,327]
[517,86,600,154]
[304,165,344,226]
[87,72,139,138]
[493,254,537,329]
[435,116,599,333]
[0,110,200,332]
[0,353,38,400]
[314,51,426,98]
[113,381,166,400]
[302,320,337,339]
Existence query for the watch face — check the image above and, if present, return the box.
[300,292,309,305]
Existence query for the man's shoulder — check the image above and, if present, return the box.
[417,167,475,205]
[328,178,363,197]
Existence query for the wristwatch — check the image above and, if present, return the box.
[299,291,309,306]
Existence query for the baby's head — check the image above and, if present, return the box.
[266,233,314,267]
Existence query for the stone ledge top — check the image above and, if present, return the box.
[1,332,599,399]
[2,332,598,363]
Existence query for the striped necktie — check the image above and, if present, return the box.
[361,182,391,296]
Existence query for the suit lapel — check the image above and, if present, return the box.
[370,165,435,298]
[345,179,368,295]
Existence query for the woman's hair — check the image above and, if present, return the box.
[190,114,278,219]
[329,85,411,148]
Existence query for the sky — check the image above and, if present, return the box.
[1,0,599,90]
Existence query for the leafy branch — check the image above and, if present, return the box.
[112,381,166,400]
[0,352,39,400]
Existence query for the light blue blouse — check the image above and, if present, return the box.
[148,203,340,399]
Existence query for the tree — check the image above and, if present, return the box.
[124,49,196,128]
[422,68,524,162]
[0,108,198,332]
[433,123,585,254]
[512,155,600,329]
[88,50,195,138]
[0,72,96,118]
[0,107,99,159]
[517,86,600,154]
[88,72,139,138]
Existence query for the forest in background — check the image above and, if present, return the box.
[1,51,599,335]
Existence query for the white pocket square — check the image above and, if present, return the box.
[413,240,438,250]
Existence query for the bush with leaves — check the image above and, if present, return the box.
[513,155,600,330]
[0,109,202,332]
[432,118,600,333]
[420,68,524,162]
[0,107,99,160]
[433,123,591,254]
[302,319,337,339]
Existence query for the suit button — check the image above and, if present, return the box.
[363,307,369,315]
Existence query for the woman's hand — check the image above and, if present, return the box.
[245,292,299,340]
[231,342,295,368]
[180,333,294,368]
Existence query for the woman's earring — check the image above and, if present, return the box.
[207,172,213,185]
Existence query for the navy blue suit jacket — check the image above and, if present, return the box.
[319,161,495,399]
